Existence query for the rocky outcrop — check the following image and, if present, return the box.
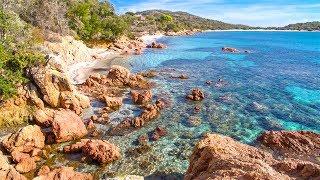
[33,166,92,180]
[185,133,320,180]
[186,89,205,101]
[28,59,90,114]
[103,96,123,110]
[63,139,120,164]
[131,90,152,105]
[52,109,88,143]
[111,100,165,135]
[2,125,45,153]
[146,42,167,49]
[0,151,27,180]
[80,66,152,100]
[1,125,45,174]
[258,131,320,158]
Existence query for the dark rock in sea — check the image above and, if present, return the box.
[247,102,269,113]
[186,116,202,127]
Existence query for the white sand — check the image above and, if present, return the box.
[67,50,119,85]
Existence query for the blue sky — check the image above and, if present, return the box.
[110,0,320,27]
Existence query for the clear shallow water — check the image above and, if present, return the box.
[70,31,320,178]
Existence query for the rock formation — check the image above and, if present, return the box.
[63,139,120,164]
[33,166,92,180]
[186,89,205,101]
[185,133,320,180]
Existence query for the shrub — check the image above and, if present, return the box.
[67,0,129,41]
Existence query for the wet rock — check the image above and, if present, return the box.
[33,166,92,180]
[186,89,205,101]
[205,81,212,85]
[82,139,121,164]
[87,120,95,129]
[131,90,152,104]
[15,157,36,173]
[258,131,320,157]
[0,151,26,180]
[222,47,239,53]
[52,110,87,143]
[150,126,167,141]
[103,96,123,110]
[2,125,45,153]
[90,115,98,121]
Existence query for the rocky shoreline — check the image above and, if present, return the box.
[0,32,320,180]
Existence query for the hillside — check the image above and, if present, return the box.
[125,10,255,34]
[280,21,320,31]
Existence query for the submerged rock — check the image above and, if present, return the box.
[186,89,205,101]
[185,133,320,180]
[33,166,92,180]
[52,110,88,143]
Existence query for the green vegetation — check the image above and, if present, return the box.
[0,9,45,100]
[127,10,255,34]
[280,21,320,31]
[67,0,129,41]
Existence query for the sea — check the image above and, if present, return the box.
[70,31,320,179]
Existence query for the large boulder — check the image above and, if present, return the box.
[28,60,90,114]
[63,139,121,165]
[33,166,92,180]
[82,139,121,164]
[258,131,320,157]
[0,151,26,180]
[107,65,131,86]
[2,125,45,153]
[52,110,88,143]
[185,133,320,180]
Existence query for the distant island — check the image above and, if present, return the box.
[272,21,320,31]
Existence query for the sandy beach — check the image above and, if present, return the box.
[67,34,164,85]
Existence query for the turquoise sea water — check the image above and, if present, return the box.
[80,31,320,178]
